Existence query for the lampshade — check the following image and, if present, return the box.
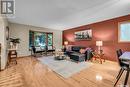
[96,41,103,46]
[64,41,68,45]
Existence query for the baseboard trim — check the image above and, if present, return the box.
[17,55,31,58]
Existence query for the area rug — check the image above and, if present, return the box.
[37,56,93,78]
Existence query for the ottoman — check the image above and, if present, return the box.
[70,53,85,62]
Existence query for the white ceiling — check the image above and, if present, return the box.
[8,0,130,30]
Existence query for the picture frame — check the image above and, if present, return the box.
[74,29,92,40]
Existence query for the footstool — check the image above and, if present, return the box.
[70,53,85,62]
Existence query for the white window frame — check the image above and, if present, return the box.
[118,21,130,43]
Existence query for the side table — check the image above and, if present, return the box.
[8,49,17,65]
[91,52,105,64]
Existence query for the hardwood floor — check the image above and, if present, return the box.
[0,56,130,87]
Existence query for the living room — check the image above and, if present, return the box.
[0,0,130,87]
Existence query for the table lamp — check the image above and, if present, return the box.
[64,41,68,46]
[96,41,103,54]
[63,41,68,52]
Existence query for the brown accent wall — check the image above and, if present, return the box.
[63,15,130,61]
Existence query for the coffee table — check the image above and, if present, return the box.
[54,51,68,60]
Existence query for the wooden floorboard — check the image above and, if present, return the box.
[0,56,130,87]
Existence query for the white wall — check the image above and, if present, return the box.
[0,16,8,70]
[9,23,62,57]
[0,0,9,70]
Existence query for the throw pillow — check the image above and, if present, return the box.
[66,45,72,51]
[80,49,85,54]
[35,46,41,51]
[48,46,52,50]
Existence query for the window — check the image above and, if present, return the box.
[29,31,53,49]
[118,21,130,42]
[47,33,53,46]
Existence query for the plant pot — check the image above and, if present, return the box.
[10,42,13,49]
[10,43,18,50]
[13,43,18,50]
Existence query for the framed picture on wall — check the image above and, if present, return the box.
[6,26,9,40]
[74,29,92,40]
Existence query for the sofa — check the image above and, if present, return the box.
[31,46,45,56]
[65,46,93,62]
[45,46,55,55]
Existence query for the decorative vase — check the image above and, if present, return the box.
[10,42,13,49]
[13,43,18,50]
[15,44,18,50]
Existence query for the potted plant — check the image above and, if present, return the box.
[9,38,20,49]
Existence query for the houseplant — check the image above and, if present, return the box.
[9,38,20,49]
